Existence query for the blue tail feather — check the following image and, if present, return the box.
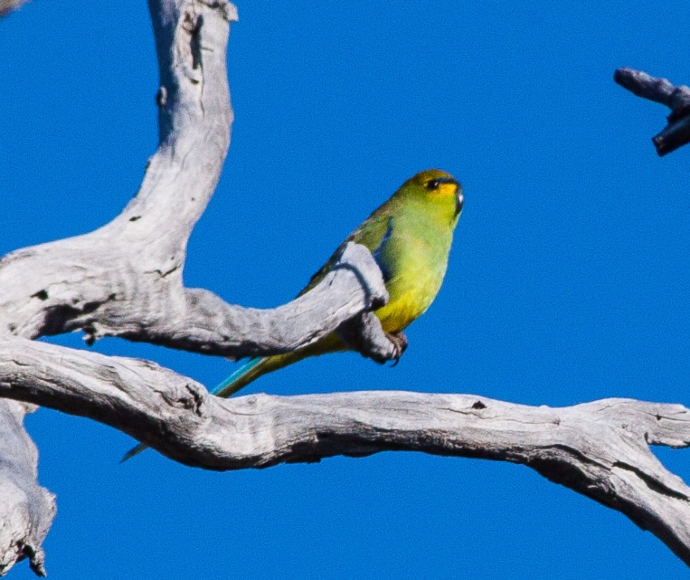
[211,357,262,396]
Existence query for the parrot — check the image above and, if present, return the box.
[121,168,463,462]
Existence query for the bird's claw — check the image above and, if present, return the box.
[385,331,408,365]
[336,314,408,365]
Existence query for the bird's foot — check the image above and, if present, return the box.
[336,313,408,365]
[385,331,408,365]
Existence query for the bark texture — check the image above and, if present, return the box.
[2,0,690,576]
[0,0,395,574]
[0,402,54,577]
[0,0,30,18]
[615,67,690,155]
[3,340,690,566]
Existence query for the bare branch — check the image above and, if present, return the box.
[0,236,391,359]
[2,336,690,565]
[615,67,690,156]
[0,401,54,577]
[0,0,30,18]
[0,1,401,574]
[0,0,394,362]
[4,0,690,575]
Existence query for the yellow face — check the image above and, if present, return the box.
[410,169,464,217]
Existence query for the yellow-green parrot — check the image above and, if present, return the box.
[122,169,462,461]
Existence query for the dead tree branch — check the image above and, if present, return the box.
[0,0,30,18]
[0,0,397,574]
[0,401,54,577]
[2,1,690,576]
[2,336,690,566]
[0,0,393,361]
[615,67,690,156]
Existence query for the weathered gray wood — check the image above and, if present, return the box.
[0,0,392,361]
[0,1,396,575]
[615,67,690,156]
[0,0,29,17]
[0,401,55,577]
[3,0,690,575]
[2,336,690,566]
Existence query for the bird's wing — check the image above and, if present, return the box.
[298,206,395,297]
[370,217,393,282]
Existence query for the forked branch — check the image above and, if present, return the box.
[2,0,690,576]
[0,0,397,575]
[0,0,394,361]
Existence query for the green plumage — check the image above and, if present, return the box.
[213,168,463,397]
[122,169,463,462]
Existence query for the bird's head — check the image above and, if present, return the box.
[402,169,464,219]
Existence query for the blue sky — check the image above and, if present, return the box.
[3,1,690,577]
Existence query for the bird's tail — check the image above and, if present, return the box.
[211,356,266,398]
[120,441,149,463]
[212,334,345,398]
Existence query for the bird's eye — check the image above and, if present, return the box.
[426,179,440,191]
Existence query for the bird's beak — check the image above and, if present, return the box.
[455,187,464,216]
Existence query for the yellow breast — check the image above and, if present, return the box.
[375,266,445,333]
